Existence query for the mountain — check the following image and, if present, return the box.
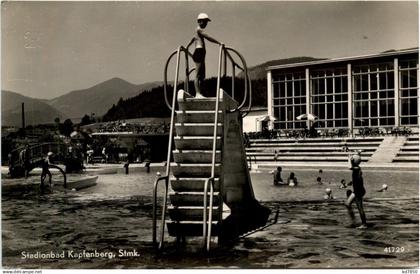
[48,78,162,120]
[241,57,326,80]
[1,90,65,127]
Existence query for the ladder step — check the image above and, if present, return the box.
[168,206,220,221]
[167,221,219,236]
[178,99,224,111]
[169,192,221,206]
[176,110,223,123]
[175,123,223,136]
[173,150,222,163]
[171,163,221,177]
[170,177,221,192]
[174,136,222,150]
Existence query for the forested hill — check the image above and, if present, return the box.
[102,77,267,121]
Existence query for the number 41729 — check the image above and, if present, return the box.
[384,246,405,253]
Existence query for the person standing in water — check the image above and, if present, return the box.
[187,13,223,98]
[345,154,368,229]
[40,152,53,189]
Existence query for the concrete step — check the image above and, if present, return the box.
[170,177,221,192]
[168,206,220,221]
[173,150,221,163]
[404,143,419,147]
[174,136,222,150]
[176,110,223,123]
[169,192,221,206]
[175,123,223,136]
[393,156,419,162]
[178,98,223,111]
[246,147,378,152]
[248,138,384,144]
[401,147,419,151]
[248,142,382,148]
[247,156,369,162]
[167,220,219,236]
[397,151,419,156]
[171,163,221,177]
[247,152,373,157]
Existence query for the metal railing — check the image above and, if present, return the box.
[154,43,252,251]
[163,46,252,116]
[152,46,192,250]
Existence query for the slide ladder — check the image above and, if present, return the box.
[153,45,270,251]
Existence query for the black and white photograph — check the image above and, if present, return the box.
[1,0,419,271]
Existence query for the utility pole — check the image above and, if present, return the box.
[21,102,26,135]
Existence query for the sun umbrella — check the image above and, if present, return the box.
[258,115,277,122]
[296,113,317,121]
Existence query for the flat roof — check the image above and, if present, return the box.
[267,48,418,71]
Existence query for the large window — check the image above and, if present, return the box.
[399,59,418,126]
[353,62,395,127]
[272,72,306,129]
[310,68,348,128]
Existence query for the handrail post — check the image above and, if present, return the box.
[232,63,235,100]
[203,44,224,252]
[207,178,214,251]
[203,178,209,247]
[203,177,214,251]
[184,49,190,93]
[152,175,169,249]
[158,176,169,250]
[166,47,181,177]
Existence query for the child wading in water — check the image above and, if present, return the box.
[345,154,368,229]
[187,13,223,98]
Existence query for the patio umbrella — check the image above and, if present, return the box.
[296,113,317,121]
[258,115,277,122]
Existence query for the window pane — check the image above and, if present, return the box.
[371,92,377,99]
[361,74,368,91]
[319,104,325,119]
[361,101,368,117]
[327,104,334,119]
[410,71,417,88]
[370,74,378,90]
[387,72,394,89]
[342,103,348,118]
[371,101,378,117]
[387,100,394,116]
[401,71,409,88]
[287,81,293,97]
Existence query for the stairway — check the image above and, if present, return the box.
[393,136,419,163]
[166,89,270,244]
[246,137,383,163]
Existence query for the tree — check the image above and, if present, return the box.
[61,119,74,136]
[80,114,92,126]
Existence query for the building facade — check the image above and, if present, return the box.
[266,49,419,132]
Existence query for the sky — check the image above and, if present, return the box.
[2,1,418,99]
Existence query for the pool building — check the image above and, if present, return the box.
[265,48,419,133]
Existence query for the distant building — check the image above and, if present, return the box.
[266,48,419,132]
[242,107,268,132]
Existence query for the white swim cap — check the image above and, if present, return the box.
[350,154,361,166]
[197,13,211,21]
